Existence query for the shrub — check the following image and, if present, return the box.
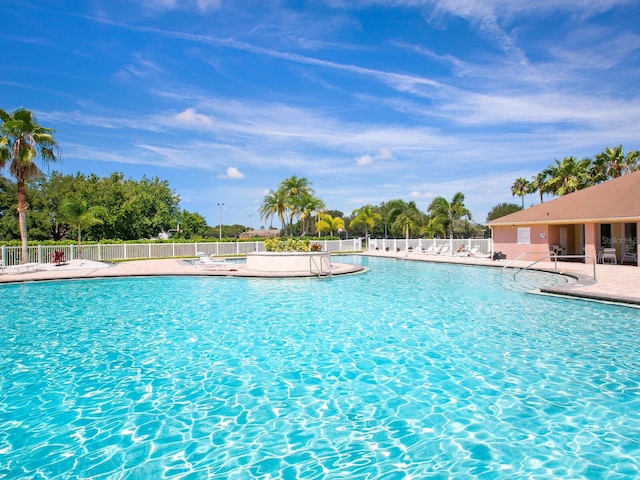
[264,238,310,252]
[310,243,322,252]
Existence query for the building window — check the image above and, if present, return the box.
[600,224,612,247]
[517,227,531,244]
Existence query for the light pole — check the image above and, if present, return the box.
[217,202,224,239]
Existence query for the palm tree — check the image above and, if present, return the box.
[316,213,345,236]
[427,192,471,240]
[545,156,591,196]
[590,145,640,183]
[349,204,382,243]
[58,197,105,258]
[0,108,59,263]
[530,171,550,204]
[510,177,531,208]
[388,200,422,243]
[259,189,290,231]
[278,175,314,235]
[419,216,446,239]
[297,193,325,236]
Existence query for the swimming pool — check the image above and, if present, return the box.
[1,256,638,478]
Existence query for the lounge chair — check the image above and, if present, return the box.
[454,245,470,256]
[197,254,231,271]
[438,245,450,255]
[424,244,438,255]
[601,248,617,264]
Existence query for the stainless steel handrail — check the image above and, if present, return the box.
[310,254,332,277]
[502,252,596,281]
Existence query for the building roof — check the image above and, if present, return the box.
[239,228,281,239]
[487,170,640,226]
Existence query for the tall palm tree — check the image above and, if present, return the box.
[316,213,345,236]
[590,145,640,183]
[388,200,422,243]
[0,108,59,263]
[259,189,290,231]
[427,192,471,240]
[297,192,325,235]
[510,177,531,208]
[530,171,550,204]
[278,175,313,235]
[349,204,382,243]
[544,156,591,196]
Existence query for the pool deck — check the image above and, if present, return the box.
[0,252,638,307]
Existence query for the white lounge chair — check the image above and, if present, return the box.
[601,248,617,264]
[424,244,438,255]
[197,254,230,270]
[438,245,450,255]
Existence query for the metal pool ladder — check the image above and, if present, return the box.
[310,255,332,278]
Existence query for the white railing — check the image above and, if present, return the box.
[0,238,362,267]
[368,238,492,255]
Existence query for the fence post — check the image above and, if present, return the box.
[124,244,127,260]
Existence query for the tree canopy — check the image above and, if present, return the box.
[0,171,205,242]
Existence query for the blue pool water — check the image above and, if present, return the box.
[1,256,639,479]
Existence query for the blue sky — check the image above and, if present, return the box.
[2,0,640,229]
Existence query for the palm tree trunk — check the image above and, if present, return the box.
[17,178,28,264]
[77,226,83,259]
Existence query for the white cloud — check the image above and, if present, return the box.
[219,166,245,179]
[142,0,221,12]
[174,108,215,130]
[356,154,373,166]
[355,148,395,166]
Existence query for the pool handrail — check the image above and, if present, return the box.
[502,252,597,281]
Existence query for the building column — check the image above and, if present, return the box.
[584,222,597,264]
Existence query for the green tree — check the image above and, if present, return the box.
[349,204,382,242]
[278,175,314,235]
[58,197,105,258]
[419,216,446,239]
[297,192,325,236]
[259,188,290,232]
[510,177,531,208]
[590,145,640,183]
[427,192,471,239]
[388,200,422,242]
[530,171,550,204]
[316,213,345,236]
[486,203,522,221]
[544,156,591,196]
[174,210,208,239]
[0,108,59,262]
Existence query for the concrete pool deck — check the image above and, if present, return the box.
[0,252,638,307]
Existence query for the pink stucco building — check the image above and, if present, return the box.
[487,170,640,267]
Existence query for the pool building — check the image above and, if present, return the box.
[487,170,640,266]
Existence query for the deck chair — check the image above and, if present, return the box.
[601,248,617,264]
[621,248,637,265]
[424,244,438,255]
[197,254,230,270]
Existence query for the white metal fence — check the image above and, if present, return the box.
[0,238,363,267]
[368,238,492,255]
